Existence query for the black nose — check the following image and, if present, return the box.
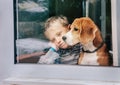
[62,36,67,41]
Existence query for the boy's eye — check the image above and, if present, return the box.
[57,32,61,36]
[74,28,78,31]
[51,38,55,42]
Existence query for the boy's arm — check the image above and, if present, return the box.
[38,48,60,64]
[17,51,46,62]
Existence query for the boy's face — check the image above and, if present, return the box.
[45,22,69,49]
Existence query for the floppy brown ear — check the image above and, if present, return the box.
[79,17,97,44]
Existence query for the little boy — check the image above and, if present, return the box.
[38,15,82,65]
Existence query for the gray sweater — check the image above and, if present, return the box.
[38,44,82,65]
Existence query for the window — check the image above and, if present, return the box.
[14,0,114,66]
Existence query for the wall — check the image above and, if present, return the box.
[0,0,120,84]
[0,0,14,84]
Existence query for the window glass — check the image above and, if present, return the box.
[14,0,113,66]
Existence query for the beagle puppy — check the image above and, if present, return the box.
[62,17,113,66]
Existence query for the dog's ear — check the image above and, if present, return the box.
[79,17,97,44]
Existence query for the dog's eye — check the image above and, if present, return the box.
[74,28,78,31]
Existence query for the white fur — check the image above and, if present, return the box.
[83,42,96,52]
[81,42,99,65]
[81,52,99,65]
[64,31,74,45]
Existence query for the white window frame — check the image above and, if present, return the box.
[0,0,120,83]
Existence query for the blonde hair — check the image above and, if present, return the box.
[44,15,69,32]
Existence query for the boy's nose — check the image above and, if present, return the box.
[62,36,67,41]
[55,37,61,43]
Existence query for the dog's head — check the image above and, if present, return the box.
[62,17,98,46]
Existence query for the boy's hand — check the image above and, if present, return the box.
[48,42,59,51]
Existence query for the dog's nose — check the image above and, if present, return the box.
[62,36,67,41]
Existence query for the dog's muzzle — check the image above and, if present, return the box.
[62,32,74,46]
